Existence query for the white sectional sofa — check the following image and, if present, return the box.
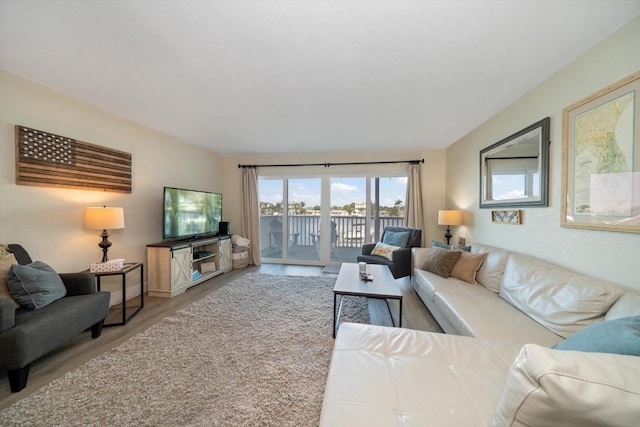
[411,243,626,346]
[320,243,640,426]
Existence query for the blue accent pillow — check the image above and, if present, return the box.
[431,240,450,249]
[382,230,411,248]
[552,315,640,356]
[6,261,67,310]
[431,240,471,252]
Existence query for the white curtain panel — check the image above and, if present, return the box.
[241,167,261,265]
[405,163,426,246]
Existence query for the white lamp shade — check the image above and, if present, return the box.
[437,210,462,226]
[84,207,125,230]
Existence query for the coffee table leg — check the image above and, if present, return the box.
[334,294,345,338]
[385,298,403,328]
[385,299,395,327]
[333,293,337,338]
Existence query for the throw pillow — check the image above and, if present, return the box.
[450,251,488,284]
[491,344,640,427]
[382,230,411,248]
[0,253,20,309]
[370,242,401,260]
[431,240,450,250]
[552,316,640,356]
[6,261,67,310]
[421,247,461,279]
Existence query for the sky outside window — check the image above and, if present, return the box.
[259,176,407,208]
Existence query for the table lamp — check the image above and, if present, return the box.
[437,210,462,245]
[84,206,125,262]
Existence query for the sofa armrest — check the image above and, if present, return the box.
[0,298,16,332]
[390,248,412,277]
[60,273,97,296]
[361,243,376,255]
[391,247,411,264]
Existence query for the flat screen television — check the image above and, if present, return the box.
[163,187,222,240]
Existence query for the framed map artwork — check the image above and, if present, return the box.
[562,72,640,233]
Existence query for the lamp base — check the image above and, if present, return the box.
[98,230,112,262]
[444,226,452,246]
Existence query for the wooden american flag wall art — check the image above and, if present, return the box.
[15,125,132,193]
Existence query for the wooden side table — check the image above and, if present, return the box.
[89,262,144,326]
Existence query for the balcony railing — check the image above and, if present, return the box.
[259,215,405,252]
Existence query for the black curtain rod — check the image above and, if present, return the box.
[238,158,424,169]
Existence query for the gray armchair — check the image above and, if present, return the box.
[357,227,422,279]
[0,244,110,392]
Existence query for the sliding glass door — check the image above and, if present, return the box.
[259,174,407,266]
[287,178,321,263]
[259,178,285,261]
[329,177,367,264]
[370,176,408,241]
[259,177,323,263]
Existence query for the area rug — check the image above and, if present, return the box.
[0,273,369,426]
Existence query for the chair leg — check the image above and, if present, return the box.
[8,364,30,392]
[91,319,105,338]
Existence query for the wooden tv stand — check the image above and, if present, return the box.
[146,235,232,298]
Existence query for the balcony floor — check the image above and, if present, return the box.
[260,244,362,265]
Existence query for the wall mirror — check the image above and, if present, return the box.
[480,117,550,208]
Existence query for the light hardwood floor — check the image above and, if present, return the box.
[0,264,441,409]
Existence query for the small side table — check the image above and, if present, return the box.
[90,262,144,326]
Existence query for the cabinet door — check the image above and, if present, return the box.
[171,247,192,288]
[219,238,232,272]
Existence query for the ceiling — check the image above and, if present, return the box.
[1,1,639,156]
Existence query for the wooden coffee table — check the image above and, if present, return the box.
[333,263,403,338]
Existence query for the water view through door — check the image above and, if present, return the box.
[258,176,407,265]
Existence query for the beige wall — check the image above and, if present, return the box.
[2,17,638,301]
[0,69,447,302]
[223,149,447,247]
[0,70,225,301]
[446,17,640,291]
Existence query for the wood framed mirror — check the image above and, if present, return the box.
[480,117,550,208]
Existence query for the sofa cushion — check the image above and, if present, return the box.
[470,243,511,293]
[357,254,394,267]
[0,298,16,333]
[450,251,488,284]
[421,248,461,278]
[499,253,625,338]
[1,291,110,369]
[605,292,640,321]
[431,240,471,252]
[370,242,401,260]
[431,240,450,249]
[320,323,523,427]
[491,344,640,427]
[1,253,20,309]
[6,261,67,310]
[382,230,410,248]
[434,288,563,346]
[413,268,482,303]
[552,316,640,355]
